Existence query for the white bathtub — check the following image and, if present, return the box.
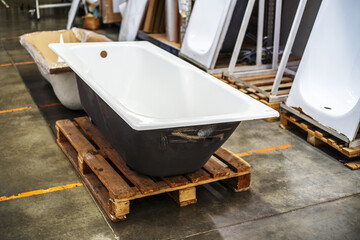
[286,0,360,142]
[179,0,235,69]
[50,41,278,176]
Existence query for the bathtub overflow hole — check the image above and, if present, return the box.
[100,50,107,58]
[324,106,332,110]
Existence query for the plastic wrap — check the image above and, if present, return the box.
[20,28,111,74]
[19,28,111,110]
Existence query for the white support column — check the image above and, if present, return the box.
[256,0,265,66]
[36,0,40,20]
[1,0,9,8]
[272,0,282,70]
[227,0,256,74]
[271,0,307,96]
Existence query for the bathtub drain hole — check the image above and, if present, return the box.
[100,50,107,58]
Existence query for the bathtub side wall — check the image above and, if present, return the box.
[76,76,240,176]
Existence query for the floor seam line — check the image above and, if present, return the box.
[178,191,360,239]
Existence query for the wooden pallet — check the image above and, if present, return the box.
[280,112,360,158]
[56,117,251,222]
[214,73,293,122]
[344,161,360,170]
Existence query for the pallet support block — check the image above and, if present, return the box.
[109,198,130,220]
[224,173,251,192]
[168,187,197,207]
[307,132,325,147]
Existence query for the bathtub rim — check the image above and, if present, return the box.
[50,41,279,131]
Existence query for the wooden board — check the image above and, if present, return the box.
[142,0,158,33]
[56,117,251,221]
[280,112,360,158]
[344,161,360,170]
[101,0,122,24]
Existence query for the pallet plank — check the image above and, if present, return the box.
[56,137,79,169]
[56,120,96,156]
[82,152,135,199]
[276,89,291,95]
[203,157,231,177]
[249,93,260,100]
[161,176,189,187]
[83,173,112,217]
[214,147,251,173]
[342,147,360,158]
[74,117,159,194]
[259,82,292,91]
[239,73,276,82]
[344,160,360,170]
[185,169,211,183]
[250,77,293,87]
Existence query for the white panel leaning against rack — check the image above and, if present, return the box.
[179,0,235,70]
[225,0,308,103]
[285,0,360,145]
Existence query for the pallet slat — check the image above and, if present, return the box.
[74,117,159,194]
[203,158,231,177]
[214,148,251,172]
[344,161,360,170]
[259,82,292,91]
[81,153,135,199]
[162,176,189,187]
[56,119,96,156]
[185,169,211,183]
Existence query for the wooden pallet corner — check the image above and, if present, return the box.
[280,112,360,158]
[56,117,251,221]
[344,160,360,170]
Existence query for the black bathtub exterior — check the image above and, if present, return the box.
[76,77,240,177]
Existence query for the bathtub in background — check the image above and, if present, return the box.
[50,41,278,176]
[286,0,360,143]
[179,0,248,70]
[20,28,111,110]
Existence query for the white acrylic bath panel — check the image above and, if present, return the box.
[179,0,234,69]
[286,0,360,141]
[50,42,278,130]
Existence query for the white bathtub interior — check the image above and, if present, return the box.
[286,0,360,141]
[179,0,235,69]
[50,41,278,130]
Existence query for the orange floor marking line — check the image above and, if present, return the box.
[0,61,35,67]
[0,36,19,40]
[0,63,12,67]
[0,106,32,114]
[14,61,35,66]
[237,144,292,157]
[38,102,62,108]
[0,183,83,202]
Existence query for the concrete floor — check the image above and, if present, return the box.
[0,3,360,240]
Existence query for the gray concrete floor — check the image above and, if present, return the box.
[0,3,360,240]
